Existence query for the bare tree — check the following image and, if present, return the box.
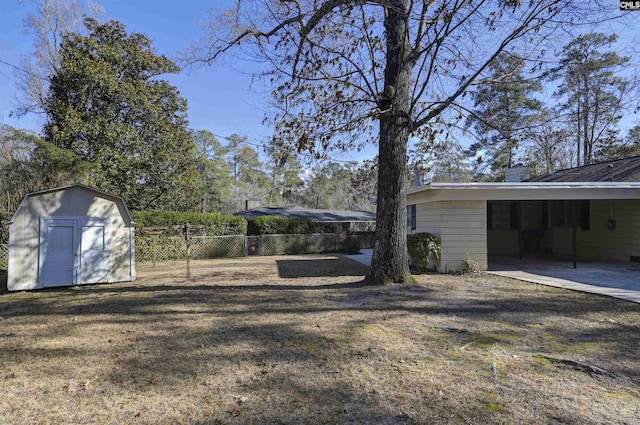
[13,0,104,117]
[523,114,573,175]
[188,0,609,284]
[550,33,634,166]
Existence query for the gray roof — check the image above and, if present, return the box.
[527,156,640,182]
[235,206,376,222]
[9,183,134,224]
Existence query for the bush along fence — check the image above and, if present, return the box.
[134,211,376,266]
[136,232,368,263]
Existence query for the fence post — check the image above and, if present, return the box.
[243,235,248,257]
[185,222,191,279]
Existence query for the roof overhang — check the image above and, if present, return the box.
[406,182,640,203]
[237,206,376,222]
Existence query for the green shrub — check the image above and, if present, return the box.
[407,232,441,271]
[0,211,12,244]
[247,216,337,235]
[342,236,361,254]
[132,210,247,235]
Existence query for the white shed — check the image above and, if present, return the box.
[7,184,136,291]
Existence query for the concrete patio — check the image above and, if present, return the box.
[345,250,640,304]
[488,258,640,304]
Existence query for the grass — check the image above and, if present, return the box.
[1,255,639,424]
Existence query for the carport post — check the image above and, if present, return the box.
[572,202,577,269]
[572,225,577,269]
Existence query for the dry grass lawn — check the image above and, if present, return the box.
[1,255,639,424]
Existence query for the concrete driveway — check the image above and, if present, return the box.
[488,258,640,304]
[345,249,374,266]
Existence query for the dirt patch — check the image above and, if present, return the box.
[1,254,639,424]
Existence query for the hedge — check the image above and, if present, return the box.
[0,211,12,244]
[133,210,247,235]
[247,216,338,235]
[407,232,441,271]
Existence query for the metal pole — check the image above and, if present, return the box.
[572,202,577,269]
[186,222,191,278]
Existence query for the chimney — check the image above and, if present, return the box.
[413,166,422,187]
[245,200,259,210]
[505,165,530,182]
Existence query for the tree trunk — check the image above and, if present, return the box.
[582,76,590,165]
[366,0,412,285]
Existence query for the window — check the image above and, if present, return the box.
[488,202,510,230]
[580,200,590,231]
[407,204,416,230]
[551,201,566,226]
[488,201,520,230]
[550,200,590,230]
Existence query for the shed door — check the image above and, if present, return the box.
[79,218,112,284]
[40,217,112,287]
[40,219,76,287]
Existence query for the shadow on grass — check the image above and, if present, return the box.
[2,279,636,324]
[276,258,369,278]
[0,271,7,294]
[2,264,640,424]
[18,279,372,296]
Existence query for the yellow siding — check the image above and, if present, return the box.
[410,198,487,272]
[551,200,640,262]
[439,201,487,272]
[412,200,441,237]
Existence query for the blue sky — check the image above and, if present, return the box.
[0,0,373,163]
[1,1,638,166]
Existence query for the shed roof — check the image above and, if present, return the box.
[236,206,376,222]
[527,156,640,182]
[9,184,134,224]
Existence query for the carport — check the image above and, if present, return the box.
[406,182,640,272]
[487,199,590,267]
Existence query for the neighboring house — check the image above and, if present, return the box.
[527,156,640,182]
[7,184,136,291]
[406,182,640,272]
[235,206,376,231]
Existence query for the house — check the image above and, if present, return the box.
[235,206,376,232]
[7,184,136,291]
[527,156,640,182]
[406,182,640,272]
